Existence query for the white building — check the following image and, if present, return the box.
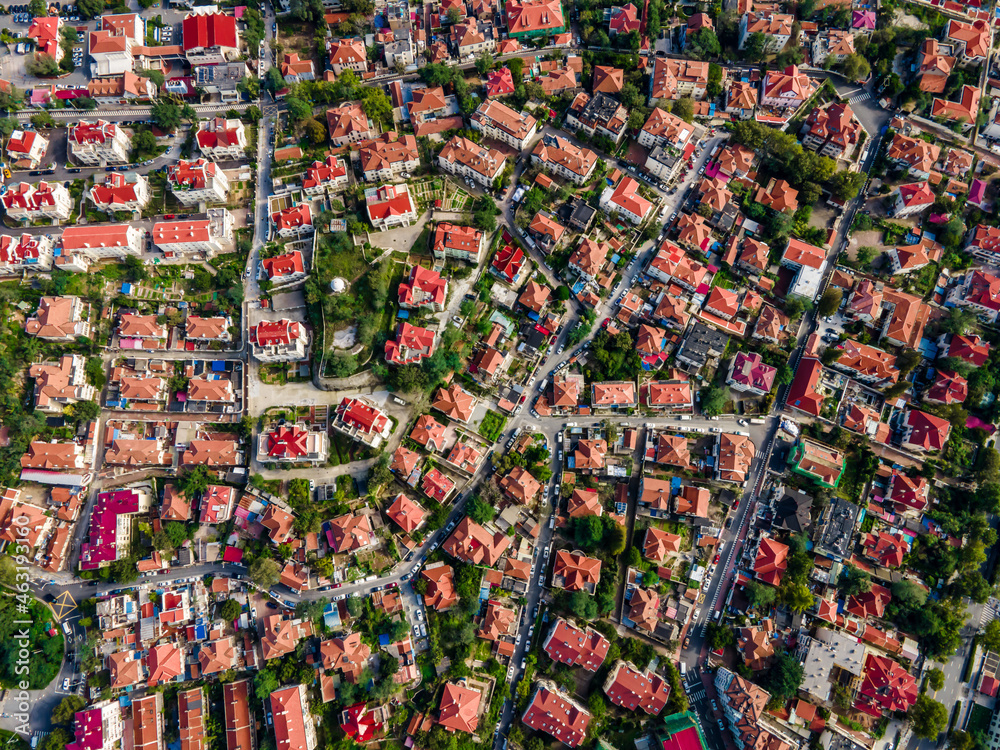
[153,212,233,259]
[88,172,151,213]
[250,319,310,362]
[599,177,653,224]
[1,181,73,222]
[6,130,48,168]
[365,184,418,231]
[69,120,130,165]
[62,225,143,260]
[196,117,247,161]
[166,158,230,205]
[470,99,538,151]
[437,135,507,189]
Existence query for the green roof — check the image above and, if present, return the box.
[657,712,709,750]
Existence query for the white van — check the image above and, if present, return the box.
[680,663,687,675]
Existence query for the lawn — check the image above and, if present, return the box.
[967,703,991,736]
[479,410,507,442]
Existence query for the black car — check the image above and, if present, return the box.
[105,166,114,172]
[266,601,278,609]
[67,168,81,173]
[28,170,40,175]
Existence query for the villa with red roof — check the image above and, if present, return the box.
[257,423,327,465]
[885,470,928,512]
[183,12,239,64]
[505,0,566,39]
[856,654,917,716]
[603,661,670,715]
[486,67,515,97]
[6,129,47,169]
[334,396,393,448]
[754,537,788,586]
[438,683,482,734]
[195,116,246,159]
[727,352,776,397]
[522,685,591,747]
[399,266,448,312]
[385,322,436,366]
[891,182,935,218]
[250,319,309,362]
[261,251,306,285]
[366,184,418,230]
[386,494,426,534]
[543,618,609,671]
[302,156,349,196]
[901,409,950,452]
[491,244,526,285]
[600,176,652,224]
[863,530,909,568]
[166,158,230,205]
[271,203,313,238]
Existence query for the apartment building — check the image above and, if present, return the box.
[365,184,418,230]
[530,133,597,185]
[564,92,629,145]
[359,132,420,182]
[470,99,537,150]
[153,214,233,259]
[438,135,507,188]
[432,223,484,264]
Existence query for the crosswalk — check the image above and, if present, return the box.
[849,91,874,104]
[981,598,998,626]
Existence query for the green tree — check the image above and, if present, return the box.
[52,695,86,725]
[829,171,866,201]
[701,386,727,416]
[689,27,721,58]
[66,400,100,425]
[673,96,694,123]
[304,118,326,144]
[779,580,815,612]
[77,0,104,16]
[286,96,312,123]
[818,287,843,318]
[746,581,777,610]
[180,465,210,496]
[926,667,944,691]
[250,558,281,588]
[910,695,948,739]
[982,619,1000,652]
[840,53,871,82]
[265,67,286,93]
[743,32,768,61]
[474,52,494,76]
[891,579,927,608]
[130,130,157,160]
[763,652,804,701]
[569,591,598,619]
[151,99,184,131]
[135,67,166,87]
[218,599,242,621]
[466,496,495,525]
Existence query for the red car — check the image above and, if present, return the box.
[601,317,610,328]
[164,214,176,219]
[713,554,721,564]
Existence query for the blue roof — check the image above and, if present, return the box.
[212,360,226,372]
[378,634,391,646]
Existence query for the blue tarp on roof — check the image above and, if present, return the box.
[378,634,391,647]
[121,283,132,294]
[212,360,226,372]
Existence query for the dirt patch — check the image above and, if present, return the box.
[846,229,883,260]
[892,8,928,29]
[625,139,649,166]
